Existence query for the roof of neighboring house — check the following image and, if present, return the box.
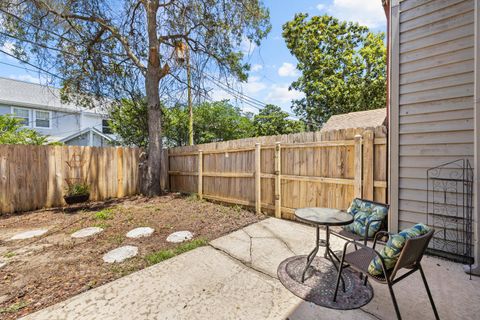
[321,108,387,131]
[58,127,113,143]
[0,77,106,115]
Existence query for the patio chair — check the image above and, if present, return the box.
[332,198,389,246]
[332,229,439,320]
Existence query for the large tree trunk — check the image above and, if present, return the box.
[142,0,162,196]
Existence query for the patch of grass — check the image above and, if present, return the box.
[108,234,125,245]
[0,301,28,314]
[110,263,141,277]
[94,222,111,229]
[145,238,208,266]
[94,208,115,221]
[3,251,16,258]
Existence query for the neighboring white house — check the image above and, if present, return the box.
[0,77,116,146]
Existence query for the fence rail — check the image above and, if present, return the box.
[0,145,141,214]
[168,127,387,220]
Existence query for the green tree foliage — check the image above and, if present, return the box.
[0,115,50,145]
[0,0,270,195]
[252,104,305,136]
[109,99,149,148]
[192,101,254,144]
[109,100,255,147]
[282,14,386,126]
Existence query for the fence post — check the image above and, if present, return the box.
[255,143,261,214]
[362,130,374,200]
[275,142,282,218]
[354,134,363,198]
[198,150,203,200]
[117,147,124,198]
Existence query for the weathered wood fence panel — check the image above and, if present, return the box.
[0,145,142,214]
[168,127,387,220]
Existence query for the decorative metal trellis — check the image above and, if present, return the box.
[427,159,474,276]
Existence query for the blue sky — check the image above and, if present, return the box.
[0,0,386,114]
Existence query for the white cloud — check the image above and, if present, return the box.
[9,74,42,84]
[239,36,257,55]
[316,4,326,11]
[265,84,304,105]
[324,0,386,29]
[251,64,263,72]
[1,41,15,55]
[242,76,267,94]
[278,62,299,77]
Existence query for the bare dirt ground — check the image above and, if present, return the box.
[0,194,263,319]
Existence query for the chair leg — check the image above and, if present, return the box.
[363,274,368,286]
[387,283,402,320]
[419,265,440,320]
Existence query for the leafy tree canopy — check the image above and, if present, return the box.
[252,104,305,136]
[109,100,256,147]
[0,0,271,195]
[0,114,50,145]
[282,14,386,126]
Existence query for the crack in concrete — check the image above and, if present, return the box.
[241,229,253,264]
[208,243,277,281]
[359,307,383,320]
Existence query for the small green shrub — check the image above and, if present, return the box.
[65,182,90,196]
[94,208,115,220]
[3,252,16,258]
[145,238,208,265]
[0,301,28,314]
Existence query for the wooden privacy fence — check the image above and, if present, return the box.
[168,127,387,220]
[0,145,141,214]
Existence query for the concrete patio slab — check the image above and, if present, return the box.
[23,218,480,320]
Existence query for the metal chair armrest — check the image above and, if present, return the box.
[364,218,386,245]
[341,240,390,277]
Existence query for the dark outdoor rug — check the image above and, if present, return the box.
[277,255,373,310]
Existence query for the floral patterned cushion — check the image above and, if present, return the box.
[343,199,388,238]
[368,223,431,276]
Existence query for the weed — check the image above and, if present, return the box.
[108,234,124,245]
[145,238,208,266]
[94,208,115,221]
[94,222,111,229]
[110,263,141,277]
[0,301,28,314]
[3,252,16,258]
[186,193,199,202]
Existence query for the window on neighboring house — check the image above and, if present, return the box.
[12,107,30,126]
[34,110,51,128]
[102,119,113,134]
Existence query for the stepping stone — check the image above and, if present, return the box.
[71,227,104,238]
[103,245,138,263]
[126,227,154,239]
[10,229,48,240]
[166,231,193,243]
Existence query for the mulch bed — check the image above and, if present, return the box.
[0,193,263,319]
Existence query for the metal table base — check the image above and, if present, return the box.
[301,225,346,292]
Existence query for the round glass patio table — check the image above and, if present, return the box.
[295,207,354,283]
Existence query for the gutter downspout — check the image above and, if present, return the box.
[469,0,480,276]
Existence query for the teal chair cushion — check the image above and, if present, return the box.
[368,223,431,276]
[343,199,388,238]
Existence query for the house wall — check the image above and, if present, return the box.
[0,104,81,137]
[0,77,111,145]
[390,0,475,230]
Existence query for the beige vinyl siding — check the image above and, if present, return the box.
[396,0,475,228]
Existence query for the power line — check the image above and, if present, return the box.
[0,48,66,81]
[0,8,135,65]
